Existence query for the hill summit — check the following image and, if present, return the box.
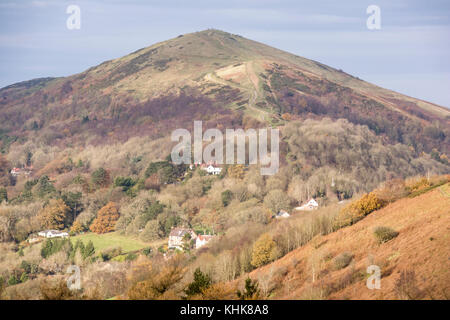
[0,29,449,155]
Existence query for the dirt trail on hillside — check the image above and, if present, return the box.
[204,61,270,122]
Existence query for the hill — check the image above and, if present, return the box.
[240,183,450,299]
[0,29,449,155]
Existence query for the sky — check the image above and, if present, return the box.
[0,0,449,108]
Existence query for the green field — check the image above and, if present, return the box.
[70,232,150,254]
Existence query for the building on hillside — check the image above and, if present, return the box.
[295,198,319,211]
[27,237,41,244]
[168,227,197,250]
[10,166,33,177]
[275,210,290,219]
[205,164,222,175]
[190,161,222,175]
[195,234,214,249]
[38,230,69,239]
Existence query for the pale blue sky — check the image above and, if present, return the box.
[1,0,449,107]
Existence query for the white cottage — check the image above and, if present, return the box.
[275,210,290,219]
[168,227,197,250]
[38,230,69,238]
[295,198,319,211]
[195,234,214,249]
[205,165,222,175]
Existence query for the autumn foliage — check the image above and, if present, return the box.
[38,199,71,230]
[336,192,386,227]
[89,202,119,234]
[251,233,278,268]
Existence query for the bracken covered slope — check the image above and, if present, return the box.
[243,183,450,300]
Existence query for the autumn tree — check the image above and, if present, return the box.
[127,260,185,299]
[251,233,278,268]
[263,189,290,214]
[90,202,120,234]
[70,220,84,234]
[38,199,71,230]
[227,165,245,179]
[337,192,386,227]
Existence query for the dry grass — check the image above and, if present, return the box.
[243,183,450,300]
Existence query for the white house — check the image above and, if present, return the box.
[195,234,214,249]
[205,165,222,175]
[295,198,319,211]
[10,166,33,177]
[168,227,197,250]
[38,230,69,239]
[275,210,290,219]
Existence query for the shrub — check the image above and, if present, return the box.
[114,176,136,192]
[100,247,122,261]
[125,252,137,261]
[333,252,353,270]
[236,277,261,300]
[373,226,399,244]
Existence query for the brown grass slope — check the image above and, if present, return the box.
[245,183,450,300]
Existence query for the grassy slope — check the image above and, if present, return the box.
[70,232,153,254]
[245,183,450,300]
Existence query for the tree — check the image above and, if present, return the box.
[70,220,84,234]
[61,191,83,222]
[184,268,212,298]
[38,199,71,230]
[127,262,185,300]
[36,175,56,198]
[90,202,120,234]
[20,272,28,283]
[0,187,7,203]
[83,240,95,259]
[263,189,290,214]
[227,165,245,179]
[0,154,12,186]
[251,233,278,268]
[114,176,136,192]
[139,220,160,242]
[236,277,261,300]
[91,167,110,188]
[8,275,19,286]
[221,190,233,207]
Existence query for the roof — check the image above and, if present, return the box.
[197,235,214,241]
[169,227,194,237]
